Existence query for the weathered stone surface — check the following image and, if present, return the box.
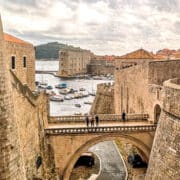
[146,79,180,180]
[0,16,25,180]
[58,49,92,77]
[91,83,115,114]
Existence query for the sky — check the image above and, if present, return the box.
[0,0,180,55]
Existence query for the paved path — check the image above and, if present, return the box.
[89,141,126,180]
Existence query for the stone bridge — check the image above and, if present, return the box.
[45,114,156,180]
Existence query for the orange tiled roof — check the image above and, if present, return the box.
[119,49,155,59]
[4,33,32,46]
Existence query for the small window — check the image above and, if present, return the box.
[23,57,26,68]
[11,56,15,69]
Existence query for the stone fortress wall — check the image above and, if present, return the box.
[146,78,180,179]
[90,82,115,114]
[58,48,92,77]
[114,60,180,122]
[0,17,25,180]
[4,33,35,90]
[87,64,114,76]
[0,18,56,179]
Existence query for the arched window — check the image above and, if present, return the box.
[154,104,161,124]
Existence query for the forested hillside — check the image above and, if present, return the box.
[35,42,82,59]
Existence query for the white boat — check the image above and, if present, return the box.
[59,88,71,95]
[50,95,64,102]
[84,101,93,105]
[64,95,72,100]
[93,76,102,80]
[79,87,86,91]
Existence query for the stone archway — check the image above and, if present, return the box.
[62,134,152,180]
[154,104,161,124]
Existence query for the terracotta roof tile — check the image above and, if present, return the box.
[119,49,155,59]
[4,33,32,46]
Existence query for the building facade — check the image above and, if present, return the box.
[0,17,56,179]
[114,49,180,121]
[58,48,92,77]
[87,55,115,76]
[4,33,35,90]
[115,48,157,70]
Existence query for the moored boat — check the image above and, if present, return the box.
[75,103,81,108]
[55,83,67,89]
[50,95,64,102]
[84,101,93,105]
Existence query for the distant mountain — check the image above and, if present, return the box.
[35,42,83,59]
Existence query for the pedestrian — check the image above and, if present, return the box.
[95,114,99,127]
[91,114,95,127]
[85,114,89,127]
[122,111,126,122]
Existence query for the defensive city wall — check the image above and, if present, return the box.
[90,82,115,114]
[114,60,180,122]
[0,13,180,180]
[0,18,56,179]
[87,63,114,76]
[146,78,180,179]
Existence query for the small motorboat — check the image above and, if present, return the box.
[93,76,102,80]
[59,88,71,95]
[64,95,72,100]
[40,82,48,86]
[75,103,81,108]
[46,85,53,90]
[79,88,86,91]
[89,92,96,96]
[50,95,64,102]
[84,101,93,105]
[55,83,67,89]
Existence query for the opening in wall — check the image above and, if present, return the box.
[11,56,15,69]
[23,56,26,68]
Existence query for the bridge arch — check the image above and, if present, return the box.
[62,133,152,180]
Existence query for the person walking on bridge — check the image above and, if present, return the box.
[95,114,99,127]
[122,111,126,122]
[85,114,89,127]
[91,114,95,127]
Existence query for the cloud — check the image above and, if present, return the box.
[0,0,179,55]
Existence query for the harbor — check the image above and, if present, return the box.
[35,60,113,116]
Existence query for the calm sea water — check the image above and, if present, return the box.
[35,61,113,116]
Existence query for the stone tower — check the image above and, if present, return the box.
[0,15,25,179]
